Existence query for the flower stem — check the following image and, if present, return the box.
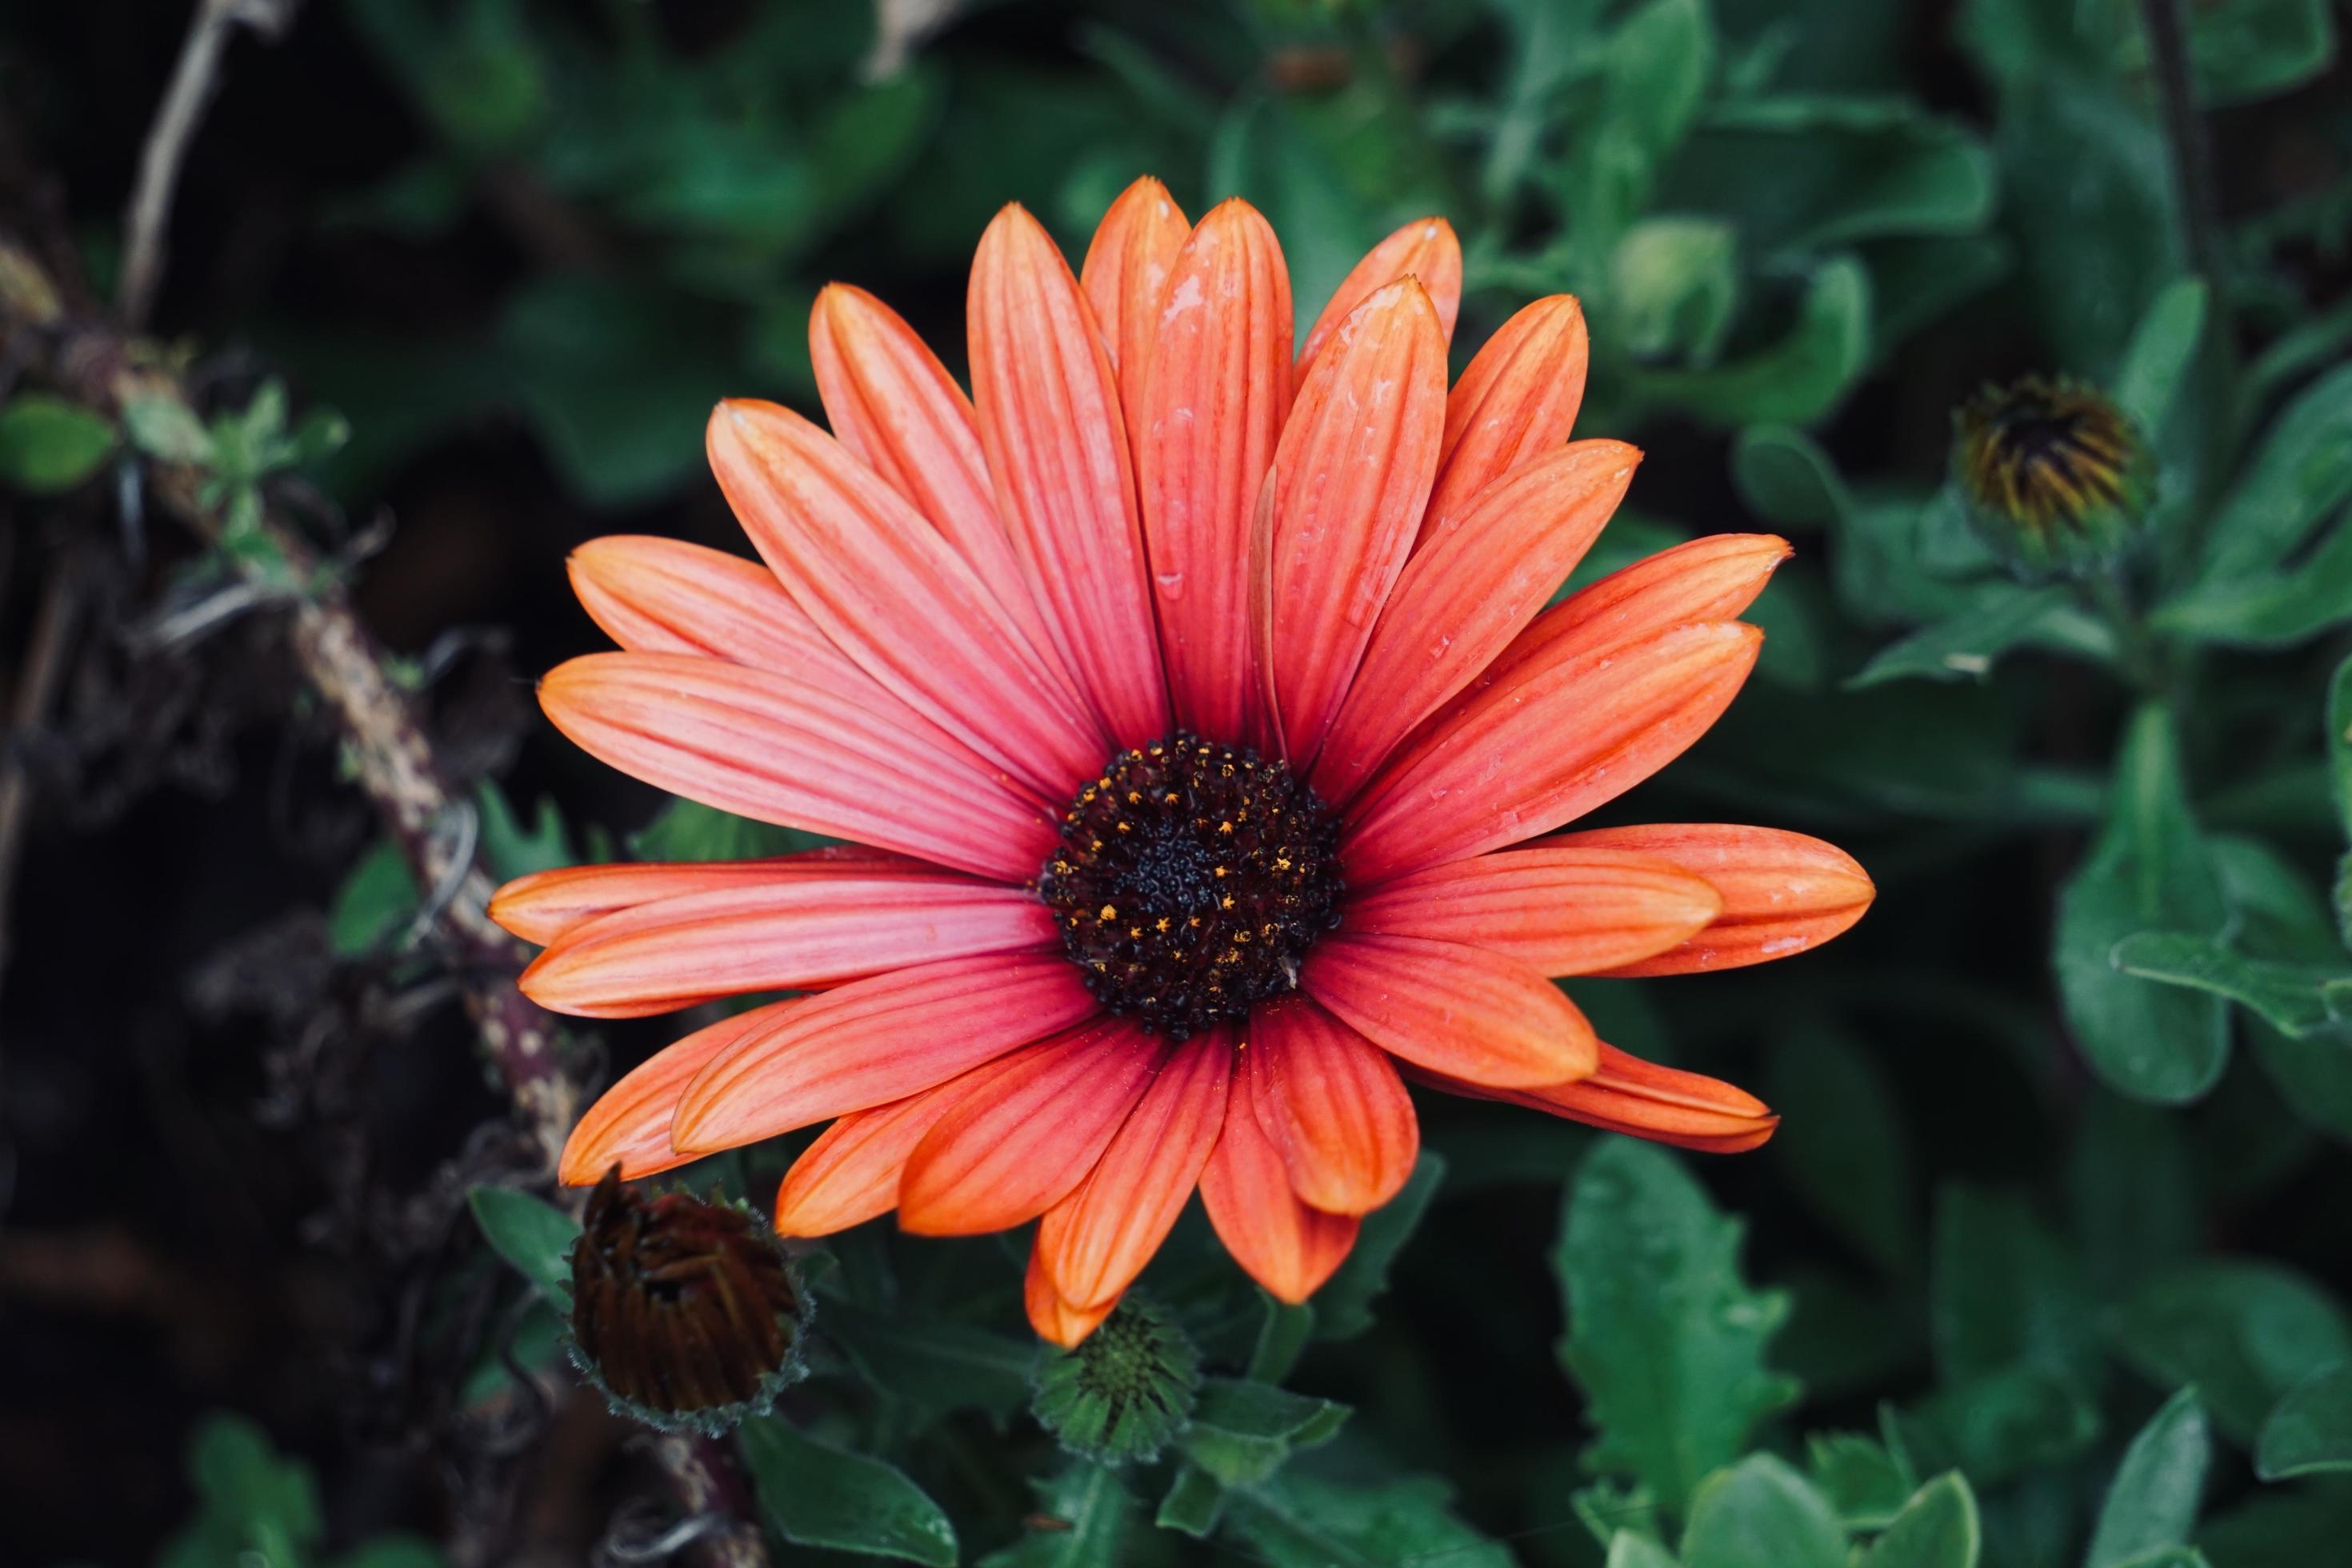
[2138,0,2227,298]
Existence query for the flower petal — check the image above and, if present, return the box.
[809,285,1078,695]
[899,1016,1170,1235]
[1420,295,1590,546]
[568,535,840,670]
[771,1057,1028,1238]
[1078,174,1190,438]
[669,952,1100,1155]
[1342,621,1763,886]
[1548,824,1875,976]
[518,873,1059,1018]
[1346,846,1721,977]
[1025,1242,1118,1347]
[539,652,1055,882]
[1301,932,1598,1087]
[1199,1060,1360,1303]
[1406,1044,1778,1154]
[1036,1030,1230,1310]
[1477,533,1793,695]
[710,399,1102,800]
[1138,198,1293,739]
[490,847,916,946]
[1246,998,1418,1214]
[970,203,1168,746]
[1255,278,1449,763]
[1311,439,1638,803]
[557,1001,794,1185]
[1298,216,1462,375]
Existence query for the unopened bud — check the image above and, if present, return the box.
[1952,374,2150,579]
[1029,1298,1201,1464]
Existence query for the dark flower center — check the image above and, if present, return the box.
[1039,734,1342,1038]
[1957,375,2138,534]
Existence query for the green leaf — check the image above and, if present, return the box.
[122,393,218,466]
[1555,1141,1799,1514]
[979,1463,1133,1567]
[1859,1474,1980,1568]
[474,782,574,880]
[466,1186,579,1306]
[2179,0,2337,104]
[1929,1186,2099,1386]
[1766,1025,1916,1274]
[0,393,116,493]
[2086,1387,2212,1567]
[1612,217,1739,365]
[2255,1362,2352,1478]
[164,1414,325,1568]
[1311,1152,1443,1340]
[1807,1431,1919,1530]
[1175,1378,1348,1486]
[2112,932,2351,1038]
[1730,425,1851,530]
[2331,654,2352,951]
[2112,1262,2352,1441]
[1608,1532,1682,1568]
[2198,362,2352,580]
[1846,584,2074,689]
[630,798,831,862]
[1679,1455,1846,1568]
[2154,515,2352,648]
[1224,1472,1515,1568]
[1154,1463,1225,1538]
[1903,1365,2102,1486]
[824,1307,1037,1421]
[738,1416,958,1566]
[1634,256,1871,428]
[2054,704,2230,1102]
[329,837,421,956]
[2113,278,2211,434]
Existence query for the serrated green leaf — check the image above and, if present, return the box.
[1311,1152,1443,1340]
[2111,932,2351,1038]
[1860,1473,1979,1568]
[1175,1378,1348,1487]
[0,393,117,493]
[1679,1454,1846,1568]
[2054,705,2230,1102]
[1846,584,2074,689]
[2086,1387,2211,1567]
[2113,278,2210,433]
[466,1185,579,1306]
[1223,1472,1514,1568]
[979,1463,1132,1567]
[2113,1262,2352,1441]
[474,782,574,880]
[1556,1141,1799,1514]
[738,1416,958,1566]
[2255,1362,2352,1478]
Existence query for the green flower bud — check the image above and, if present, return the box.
[1030,1298,1202,1464]
[565,1169,811,1434]
[1951,374,2152,580]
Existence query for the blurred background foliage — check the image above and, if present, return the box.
[4,0,2352,1564]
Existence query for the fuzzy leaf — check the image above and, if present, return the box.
[1859,1473,1980,1568]
[2112,278,2210,433]
[2113,1262,2352,1441]
[1176,1378,1348,1486]
[1846,584,2073,690]
[979,1463,1133,1567]
[2111,932,2351,1038]
[1224,1472,1514,1568]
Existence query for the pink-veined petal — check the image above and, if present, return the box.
[1345,846,1721,977]
[1298,216,1462,375]
[1301,932,1598,1087]
[1246,998,1418,1214]
[1200,1059,1360,1303]
[1547,823,1874,976]
[558,1001,796,1185]
[1419,295,1590,546]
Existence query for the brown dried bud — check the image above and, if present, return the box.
[566,1167,810,1433]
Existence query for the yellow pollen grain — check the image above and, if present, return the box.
[1099,904,1117,920]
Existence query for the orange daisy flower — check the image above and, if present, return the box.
[491,179,1874,1346]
